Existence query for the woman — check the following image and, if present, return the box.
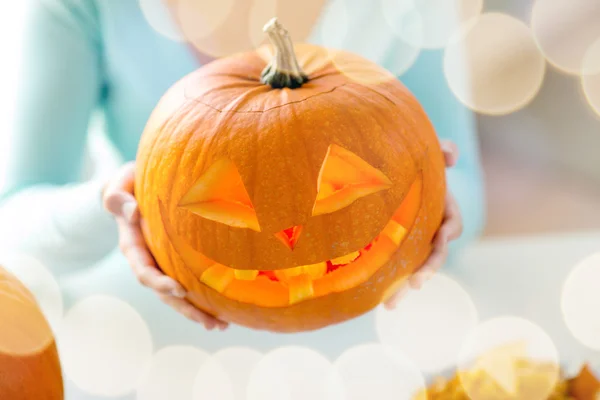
[0,0,484,331]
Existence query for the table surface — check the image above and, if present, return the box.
[4,230,600,399]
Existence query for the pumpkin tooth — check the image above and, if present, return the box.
[382,220,408,246]
[273,266,302,283]
[234,269,259,280]
[288,274,314,304]
[200,265,235,292]
[301,262,327,279]
[282,266,304,279]
[330,251,360,265]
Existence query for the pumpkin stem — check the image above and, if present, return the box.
[260,17,309,89]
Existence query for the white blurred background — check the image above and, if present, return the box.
[478,0,600,236]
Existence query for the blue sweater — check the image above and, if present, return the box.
[0,0,485,274]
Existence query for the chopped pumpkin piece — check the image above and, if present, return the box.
[569,364,600,400]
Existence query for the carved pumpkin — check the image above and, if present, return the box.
[135,18,447,332]
[0,266,64,399]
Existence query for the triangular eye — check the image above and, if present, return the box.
[312,144,393,216]
[178,159,261,232]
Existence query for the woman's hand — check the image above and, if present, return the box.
[102,162,229,331]
[383,140,464,309]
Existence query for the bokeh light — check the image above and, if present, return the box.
[136,346,210,400]
[139,0,186,42]
[328,49,402,86]
[332,343,426,400]
[531,0,600,75]
[175,0,234,39]
[581,38,600,117]
[457,316,560,400]
[57,295,153,397]
[273,0,331,44]
[193,347,262,400]
[248,0,277,49]
[313,0,420,82]
[308,0,350,50]
[375,273,478,373]
[561,252,600,351]
[381,0,484,49]
[444,12,547,116]
[246,346,338,400]
[174,0,241,58]
[0,253,63,333]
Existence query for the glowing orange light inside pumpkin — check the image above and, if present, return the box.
[179,158,261,232]
[313,144,393,216]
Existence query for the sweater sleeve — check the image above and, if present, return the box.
[0,0,118,277]
[397,49,487,256]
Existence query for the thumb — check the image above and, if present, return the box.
[102,163,138,222]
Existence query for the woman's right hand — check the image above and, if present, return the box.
[102,162,229,331]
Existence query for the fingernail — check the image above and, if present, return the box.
[170,288,186,298]
[398,284,409,298]
[122,202,137,222]
[409,277,422,289]
[205,321,215,330]
[384,301,395,310]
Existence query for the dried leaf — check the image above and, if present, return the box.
[569,364,600,400]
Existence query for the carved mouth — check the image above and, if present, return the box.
[159,177,422,308]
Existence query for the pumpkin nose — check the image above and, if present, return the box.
[274,225,303,250]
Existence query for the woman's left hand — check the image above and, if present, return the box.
[383,140,464,309]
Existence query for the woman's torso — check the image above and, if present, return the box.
[92,0,422,160]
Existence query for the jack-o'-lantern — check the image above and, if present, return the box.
[135,18,446,332]
[0,266,64,399]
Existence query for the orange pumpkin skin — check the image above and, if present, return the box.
[135,38,446,332]
[0,266,64,399]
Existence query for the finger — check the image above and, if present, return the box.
[103,163,138,223]
[409,242,448,289]
[104,192,138,223]
[117,219,186,297]
[105,162,136,197]
[440,141,459,168]
[159,294,229,330]
[383,282,410,310]
[440,192,463,242]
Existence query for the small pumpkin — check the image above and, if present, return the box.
[135,18,446,332]
[0,266,64,399]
